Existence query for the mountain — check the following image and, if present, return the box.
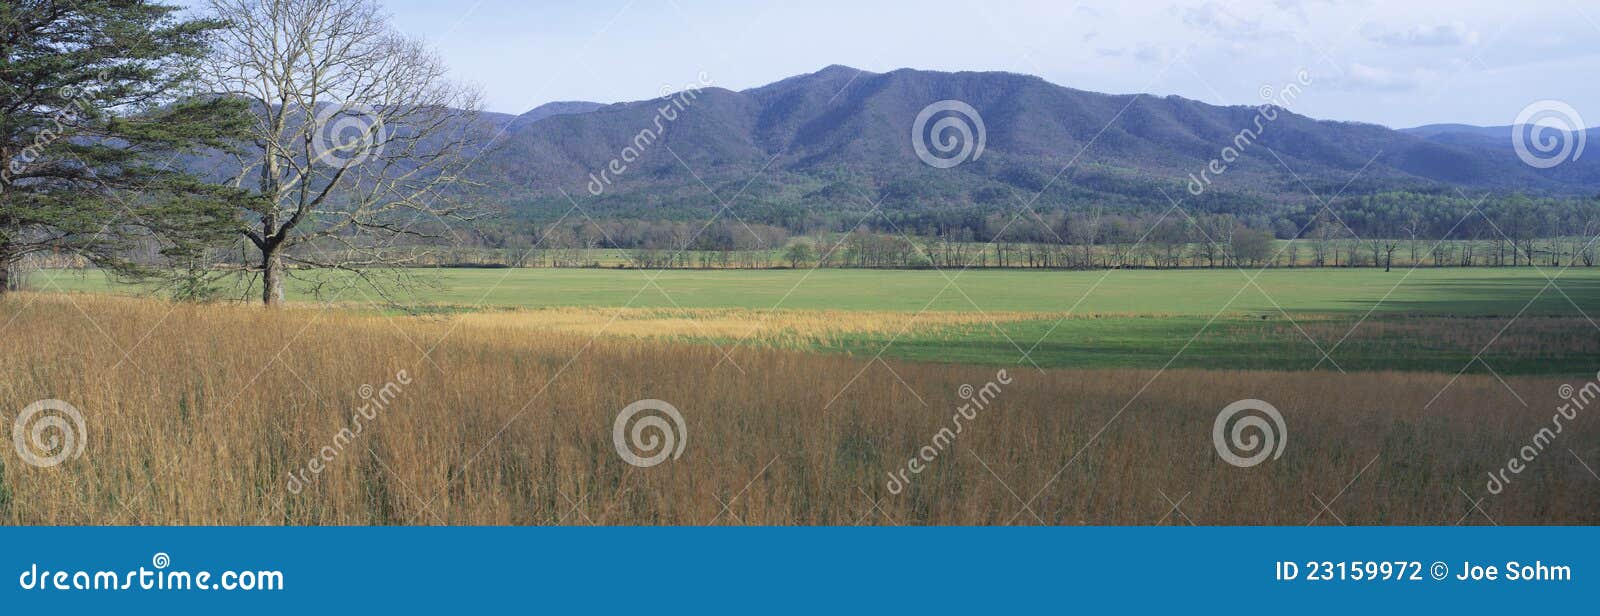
[1402,124,1511,139]
[467,66,1600,223]
[1403,123,1600,141]
[1401,122,1600,156]
[506,101,605,130]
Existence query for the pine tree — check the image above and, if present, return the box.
[0,0,249,293]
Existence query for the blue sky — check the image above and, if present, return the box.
[224,0,1600,129]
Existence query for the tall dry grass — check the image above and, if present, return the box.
[445,306,1067,349]
[0,293,1595,525]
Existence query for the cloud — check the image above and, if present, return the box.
[1178,1,1274,40]
[1342,63,1426,91]
[1096,44,1176,64]
[1362,21,1479,47]
[1271,0,1346,22]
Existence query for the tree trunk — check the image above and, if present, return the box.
[262,247,284,306]
[0,243,21,294]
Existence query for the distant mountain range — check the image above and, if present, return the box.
[1401,122,1598,159]
[500,101,606,131]
[462,66,1600,222]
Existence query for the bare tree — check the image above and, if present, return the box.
[1068,208,1102,269]
[1381,238,1401,272]
[204,0,484,305]
[1578,202,1600,267]
[1309,212,1334,267]
[1403,211,1424,267]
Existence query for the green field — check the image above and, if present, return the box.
[31,266,1600,314]
[28,266,1600,374]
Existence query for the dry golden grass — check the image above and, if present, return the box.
[0,292,1595,525]
[443,306,1068,348]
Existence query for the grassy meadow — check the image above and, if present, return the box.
[34,265,1600,314]
[2,293,1596,525]
[4,266,1598,525]
[31,266,1600,374]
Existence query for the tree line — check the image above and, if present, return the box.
[444,196,1600,270]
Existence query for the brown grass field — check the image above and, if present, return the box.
[444,306,1058,348]
[1,293,1596,525]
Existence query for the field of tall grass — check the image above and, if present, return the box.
[1,293,1595,525]
[448,306,1086,350]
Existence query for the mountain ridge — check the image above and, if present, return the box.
[459,66,1600,223]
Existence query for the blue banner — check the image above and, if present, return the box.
[1,527,1592,613]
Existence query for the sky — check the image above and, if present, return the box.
[217,0,1600,129]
